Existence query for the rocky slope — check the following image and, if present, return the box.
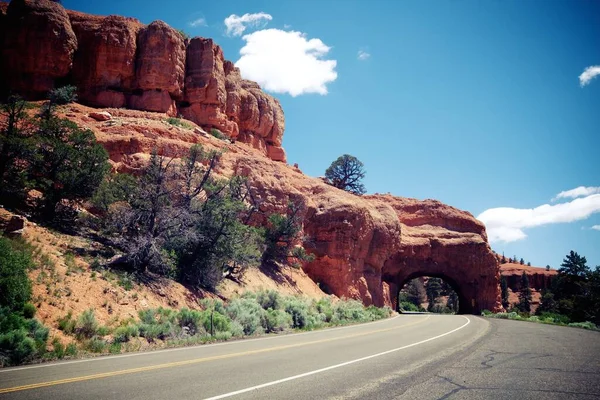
[0,207,326,344]
[0,0,285,162]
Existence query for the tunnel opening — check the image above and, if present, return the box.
[381,252,488,314]
[397,275,461,314]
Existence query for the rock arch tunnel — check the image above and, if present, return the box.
[387,272,472,314]
[381,246,501,314]
[300,195,503,315]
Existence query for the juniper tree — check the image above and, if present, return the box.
[325,154,366,195]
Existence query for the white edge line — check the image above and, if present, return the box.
[204,316,471,400]
[0,314,404,373]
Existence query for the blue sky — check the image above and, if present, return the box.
[63,0,600,268]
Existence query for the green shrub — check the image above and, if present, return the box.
[113,325,139,343]
[538,312,570,325]
[177,308,204,335]
[210,128,225,140]
[22,303,36,319]
[0,237,33,312]
[0,307,49,366]
[400,301,420,312]
[156,307,178,324]
[52,338,65,359]
[199,298,226,315]
[57,311,76,334]
[117,273,134,291]
[256,290,283,310]
[214,331,232,341]
[229,321,244,337]
[166,117,193,129]
[366,305,392,319]
[49,85,78,105]
[333,299,370,323]
[109,342,122,354]
[0,329,36,366]
[138,309,157,324]
[283,297,310,329]
[138,322,174,341]
[226,298,265,335]
[75,309,98,339]
[264,309,292,333]
[96,325,111,336]
[65,342,77,357]
[201,310,232,334]
[568,322,597,330]
[85,337,107,353]
[315,298,334,322]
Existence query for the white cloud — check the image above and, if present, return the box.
[189,17,207,28]
[284,24,292,29]
[235,29,337,96]
[357,50,370,60]
[553,186,600,201]
[224,12,272,36]
[579,65,600,87]
[477,194,600,243]
[592,225,600,231]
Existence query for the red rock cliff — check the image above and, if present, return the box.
[45,103,502,313]
[0,0,286,162]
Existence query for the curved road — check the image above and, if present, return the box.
[0,314,599,399]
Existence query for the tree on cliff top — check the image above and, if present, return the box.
[325,154,366,195]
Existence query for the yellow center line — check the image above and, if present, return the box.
[0,315,430,394]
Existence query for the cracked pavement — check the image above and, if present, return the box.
[398,319,600,400]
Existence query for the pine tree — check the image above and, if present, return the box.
[517,272,532,314]
[536,289,557,314]
[446,291,459,313]
[405,279,426,307]
[519,258,525,265]
[500,275,509,309]
[426,277,442,311]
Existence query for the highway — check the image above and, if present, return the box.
[0,314,598,399]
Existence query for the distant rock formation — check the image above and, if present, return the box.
[0,0,286,162]
[500,263,556,291]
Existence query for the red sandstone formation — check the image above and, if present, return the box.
[0,0,286,162]
[500,263,556,292]
[0,0,501,313]
[365,196,501,313]
[68,11,142,108]
[1,0,77,96]
[497,261,557,313]
[45,104,502,313]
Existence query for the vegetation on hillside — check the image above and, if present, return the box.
[0,236,50,366]
[0,92,109,222]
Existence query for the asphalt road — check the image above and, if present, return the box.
[0,314,598,399]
